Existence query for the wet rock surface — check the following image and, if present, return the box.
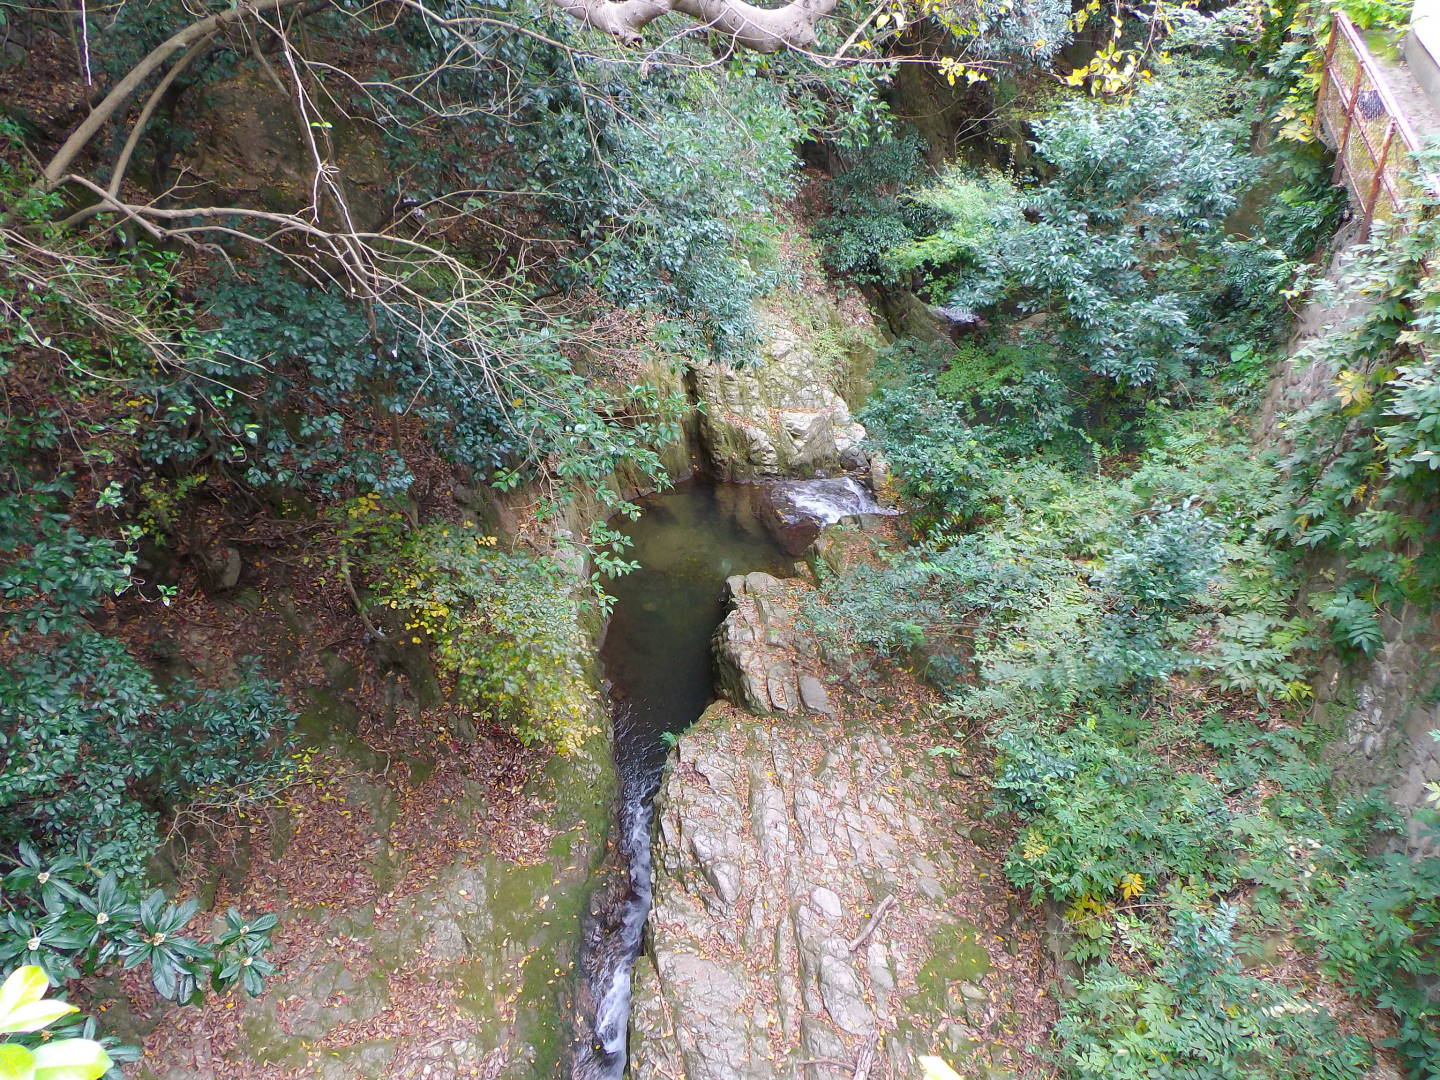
[632,579,1057,1080]
[755,477,896,556]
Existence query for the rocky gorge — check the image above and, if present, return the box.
[125,276,1025,1080]
[631,570,1056,1080]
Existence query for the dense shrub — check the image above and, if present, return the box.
[0,641,296,877]
[1057,905,1373,1080]
[814,133,938,284]
[356,515,599,752]
[889,82,1258,390]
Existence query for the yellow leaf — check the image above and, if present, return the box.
[1335,369,1371,408]
[1119,872,1145,901]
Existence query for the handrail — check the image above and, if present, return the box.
[1332,12,1425,153]
[1314,10,1433,239]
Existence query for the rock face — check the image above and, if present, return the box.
[712,572,828,717]
[1260,229,1440,855]
[692,309,874,481]
[179,67,391,232]
[632,581,1054,1080]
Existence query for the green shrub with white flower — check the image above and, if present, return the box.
[0,844,277,1073]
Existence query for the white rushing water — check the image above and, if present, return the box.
[769,475,897,525]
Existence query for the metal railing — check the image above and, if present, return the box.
[1315,11,1427,238]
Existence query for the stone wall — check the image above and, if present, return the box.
[1260,228,1440,854]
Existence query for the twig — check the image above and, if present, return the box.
[847,894,896,953]
[853,1031,880,1080]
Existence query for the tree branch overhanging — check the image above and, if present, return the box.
[547,0,837,51]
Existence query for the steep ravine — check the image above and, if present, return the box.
[570,292,895,1075]
[131,283,896,1080]
[570,481,794,1078]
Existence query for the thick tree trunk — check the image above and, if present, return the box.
[549,0,836,52]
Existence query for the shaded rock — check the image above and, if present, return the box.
[766,661,799,713]
[178,66,390,232]
[713,573,814,718]
[818,954,874,1035]
[931,304,987,338]
[691,307,882,481]
[799,675,833,715]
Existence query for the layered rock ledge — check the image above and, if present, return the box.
[629,575,1056,1080]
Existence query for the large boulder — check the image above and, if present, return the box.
[711,572,815,717]
[691,306,878,481]
[630,703,1054,1079]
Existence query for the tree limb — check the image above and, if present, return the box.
[846,894,896,953]
[547,0,837,51]
[42,0,308,187]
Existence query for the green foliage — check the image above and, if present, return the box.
[814,132,938,284]
[0,640,297,877]
[932,337,1085,456]
[353,510,599,753]
[0,848,276,1079]
[801,534,1064,684]
[389,5,883,357]
[592,75,802,353]
[1088,503,1223,686]
[994,718,1236,907]
[1265,202,1440,652]
[0,418,296,877]
[1057,905,1373,1080]
[1332,0,1415,34]
[0,845,276,1004]
[860,384,999,526]
[899,87,1252,388]
[1305,847,1440,1072]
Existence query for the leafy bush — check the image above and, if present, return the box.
[801,535,1065,682]
[0,965,112,1080]
[0,426,296,876]
[1056,905,1373,1080]
[933,338,1085,456]
[592,76,801,354]
[891,86,1254,389]
[1087,502,1223,686]
[993,719,1237,907]
[0,641,297,877]
[1266,205,1440,650]
[859,383,999,526]
[814,133,938,284]
[1306,848,1440,1072]
[358,516,599,752]
[0,844,276,1004]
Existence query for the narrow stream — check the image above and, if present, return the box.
[571,480,792,1079]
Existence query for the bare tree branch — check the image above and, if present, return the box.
[42,0,309,187]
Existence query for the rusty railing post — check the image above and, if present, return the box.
[1359,121,1398,241]
[1314,16,1339,136]
[1333,54,1366,186]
